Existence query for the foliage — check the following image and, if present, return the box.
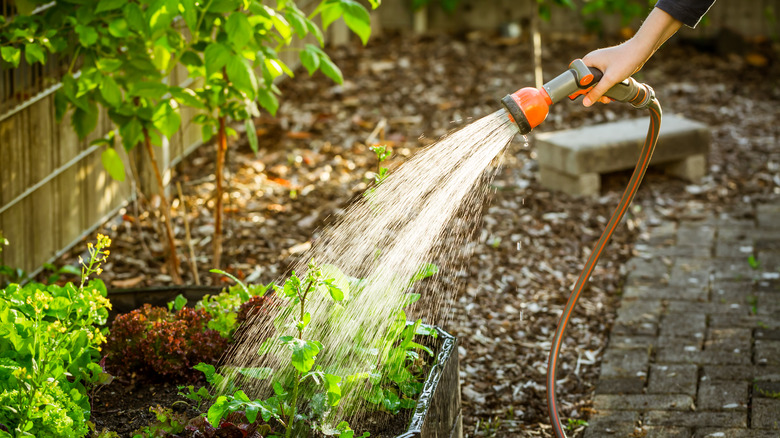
[104,304,228,380]
[132,406,187,438]
[0,237,112,437]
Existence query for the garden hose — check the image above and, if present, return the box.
[501,60,662,438]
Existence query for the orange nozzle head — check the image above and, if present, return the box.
[501,87,551,134]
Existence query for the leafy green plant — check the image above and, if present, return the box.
[203,261,364,438]
[566,418,589,432]
[0,236,112,438]
[132,406,188,438]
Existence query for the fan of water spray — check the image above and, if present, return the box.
[218,109,520,428]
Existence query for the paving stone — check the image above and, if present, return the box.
[615,299,662,326]
[670,260,712,288]
[694,429,780,438]
[642,244,712,258]
[704,328,752,354]
[666,300,744,315]
[754,340,780,366]
[595,378,645,394]
[647,364,698,395]
[709,314,780,330]
[711,258,760,282]
[755,238,780,252]
[712,280,755,304]
[660,313,707,339]
[626,256,669,278]
[757,203,780,229]
[582,410,638,437]
[716,227,753,244]
[613,320,659,336]
[593,394,694,411]
[600,348,650,379]
[641,426,693,438]
[715,242,753,258]
[643,411,746,428]
[624,285,708,302]
[678,222,716,247]
[702,365,780,382]
[656,342,704,364]
[755,279,780,293]
[755,329,780,340]
[751,398,780,429]
[609,335,658,349]
[697,380,748,411]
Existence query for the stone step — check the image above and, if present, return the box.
[535,114,710,196]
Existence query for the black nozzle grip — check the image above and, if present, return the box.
[587,67,603,86]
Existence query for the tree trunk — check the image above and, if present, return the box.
[213,115,227,271]
[142,128,182,284]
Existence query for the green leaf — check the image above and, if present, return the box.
[209,268,251,300]
[170,87,205,109]
[129,82,169,98]
[147,0,177,33]
[325,373,342,406]
[300,45,320,75]
[320,3,342,30]
[120,118,143,151]
[226,12,253,49]
[24,43,45,65]
[245,118,258,154]
[152,41,171,71]
[124,2,147,35]
[1,47,21,68]
[290,339,320,373]
[72,102,99,139]
[410,263,438,284]
[100,76,122,107]
[207,396,228,427]
[172,293,187,311]
[271,13,291,42]
[152,100,181,138]
[204,43,232,78]
[96,58,123,72]
[318,54,343,84]
[180,0,197,32]
[257,89,279,116]
[101,148,126,181]
[75,25,98,47]
[340,0,371,45]
[108,18,130,38]
[96,0,126,13]
[227,57,257,99]
[285,9,308,39]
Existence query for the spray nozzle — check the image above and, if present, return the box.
[501,59,654,134]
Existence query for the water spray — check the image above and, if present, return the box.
[502,59,662,438]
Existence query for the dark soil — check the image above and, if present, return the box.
[49,28,779,437]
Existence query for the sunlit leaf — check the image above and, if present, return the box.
[101,148,126,181]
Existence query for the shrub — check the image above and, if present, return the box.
[0,236,112,437]
[105,305,228,381]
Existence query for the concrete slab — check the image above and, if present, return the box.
[536,114,710,195]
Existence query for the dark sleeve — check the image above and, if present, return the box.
[655,0,717,28]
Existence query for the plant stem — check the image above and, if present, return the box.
[176,181,200,285]
[213,114,227,271]
[286,371,300,438]
[143,127,183,284]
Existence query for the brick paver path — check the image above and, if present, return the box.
[586,203,780,437]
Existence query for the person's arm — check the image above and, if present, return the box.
[582,7,682,107]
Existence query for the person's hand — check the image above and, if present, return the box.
[581,41,647,107]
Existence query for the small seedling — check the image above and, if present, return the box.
[748,254,761,270]
[566,418,589,432]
